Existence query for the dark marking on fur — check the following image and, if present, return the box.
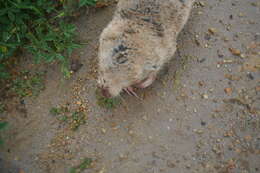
[119,0,164,36]
[118,44,128,52]
[113,44,128,54]
[152,65,158,69]
[120,9,131,19]
[112,44,130,65]
[116,54,128,64]
[125,28,136,34]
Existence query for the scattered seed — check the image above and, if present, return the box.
[208,28,217,35]
[101,128,106,134]
[224,88,233,95]
[167,160,176,168]
[225,74,240,81]
[256,86,260,92]
[202,94,209,99]
[229,48,241,56]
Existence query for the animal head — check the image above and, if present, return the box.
[97,16,164,97]
[97,20,141,97]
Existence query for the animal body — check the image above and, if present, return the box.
[98,0,194,98]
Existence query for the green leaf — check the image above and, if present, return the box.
[69,167,77,173]
[69,158,92,173]
[79,158,92,170]
[0,139,4,146]
[10,1,42,16]
[0,9,9,16]
[0,122,8,130]
[0,16,10,24]
[0,0,85,77]
[54,12,65,19]
[0,64,10,79]
[7,12,15,21]
[2,32,12,42]
[79,0,97,7]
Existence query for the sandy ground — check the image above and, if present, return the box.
[1,0,260,173]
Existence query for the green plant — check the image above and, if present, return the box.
[96,89,121,109]
[79,0,97,7]
[50,106,69,116]
[59,115,69,122]
[69,158,92,173]
[0,121,8,145]
[50,107,63,116]
[0,63,10,80]
[11,71,45,97]
[50,106,86,131]
[26,21,80,77]
[71,111,86,131]
[173,55,194,90]
[0,0,98,78]
[50,106,69,122]
[0,103,5,113]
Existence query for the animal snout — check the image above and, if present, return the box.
[101,87,112,98]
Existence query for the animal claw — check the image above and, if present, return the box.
[123,88,131,96]
[134,73,156,89]
[123,87,140,99]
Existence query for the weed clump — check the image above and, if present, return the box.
[11,70,45,97]
[50,106,86,131]
[0,121,8,146]
[0,0,98,78]
[69,158,93,173]
[0,103,5,113]
[96,89,121,109]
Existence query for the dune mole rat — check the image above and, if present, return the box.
[98,0,194,98]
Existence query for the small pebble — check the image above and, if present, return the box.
[202,94,209,99]
[247,73,254,80]
[201,121,206,126]
[217,50,224,58]
[129,130,134,135]
[101,128,106,134]
[167,160,176,168]
[208,28,217,35]
[142,115,148,120]
[224,88,233,95]
[229,47,241,56]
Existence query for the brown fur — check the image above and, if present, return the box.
[98,0,194,97]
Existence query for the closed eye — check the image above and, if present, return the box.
[112,44,129,65]
[113,44,128,55]
[115,54,128,64]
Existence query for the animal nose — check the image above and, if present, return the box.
[101,88,112,98]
